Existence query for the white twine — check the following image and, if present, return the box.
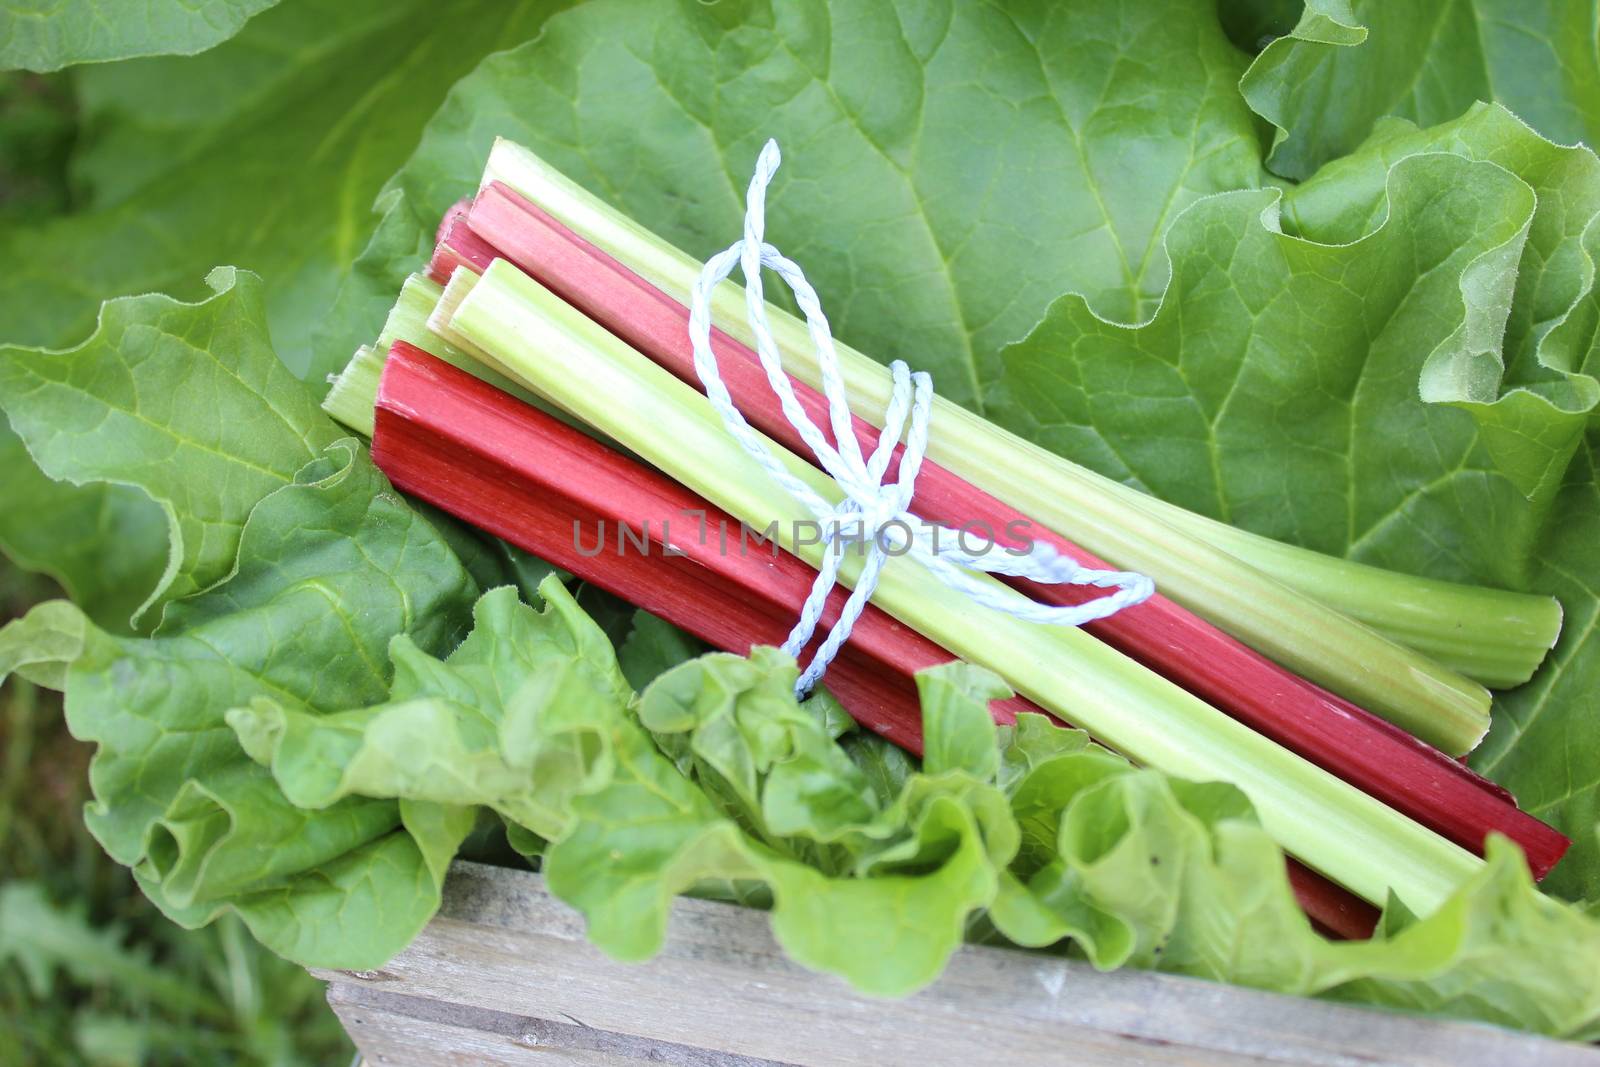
[688,139,1154,698]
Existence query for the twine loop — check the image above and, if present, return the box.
[689,140,1154,698]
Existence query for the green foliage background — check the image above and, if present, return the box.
[0,561,353,1066]
[3,0,1600,1056]
[0,56,350,1064]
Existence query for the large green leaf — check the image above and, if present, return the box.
[322,0,1269,410]
[0,0,557,365]
[0,427,166,632]
[0,260,479,966]
[1280,106,1600,503]
[0,442,478,967]
[1241,0,1600,180]
[990,107,1600,900]
[0,0,278,73]
[229,583,632,841]
[238,583,1018,996]
[991,155,1539,575]
[0,269,339,623]
[995,740,1600,1038]
[0,0,565,616]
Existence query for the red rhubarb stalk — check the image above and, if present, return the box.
[430,200,498,284]
[450,181,1569,878]
[372,340,1379,939]
[375,341,1035,749]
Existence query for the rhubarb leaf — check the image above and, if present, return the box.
[228,582,630,841]
[0,440,478,968]
[0,0,279,73]
[237,587,1020,996]
[1241,0,1600,180]
[990,105,1600,900]
[0,430,166,632]
[996,740,1600,1037]
[323,0,1269,410]
[990,144,1549,573]
[232,586,1600,1031]
[617,611,704,691]
[1280,105,1600,503]
[548,656,1019,997]
[0,0,562,369]
[634,648,886,851]
[1471,440,1600,903]
[0,268,340,623]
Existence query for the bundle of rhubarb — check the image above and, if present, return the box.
[310,139,1600,1028]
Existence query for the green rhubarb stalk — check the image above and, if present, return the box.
[440,257,1484,915]
[480,137,1560,694]
[1103,497,1562,690]
[322,273,542,436]
[323,343,384,435]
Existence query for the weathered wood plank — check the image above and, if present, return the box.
[329,983,790,1066]
[317,861,1599,1067]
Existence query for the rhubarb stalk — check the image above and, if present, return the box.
[433,257,1485,915]
[323,273,535,436]
[445,184,1568,875]
[464,165,1492,754]
[478,138,1561,694]
[372,339,1380,939]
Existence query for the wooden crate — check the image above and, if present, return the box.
[316,861,1599,1066]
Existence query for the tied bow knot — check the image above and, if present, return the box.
[689,139,1153,699]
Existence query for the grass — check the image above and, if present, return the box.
[0,562,354,1067]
